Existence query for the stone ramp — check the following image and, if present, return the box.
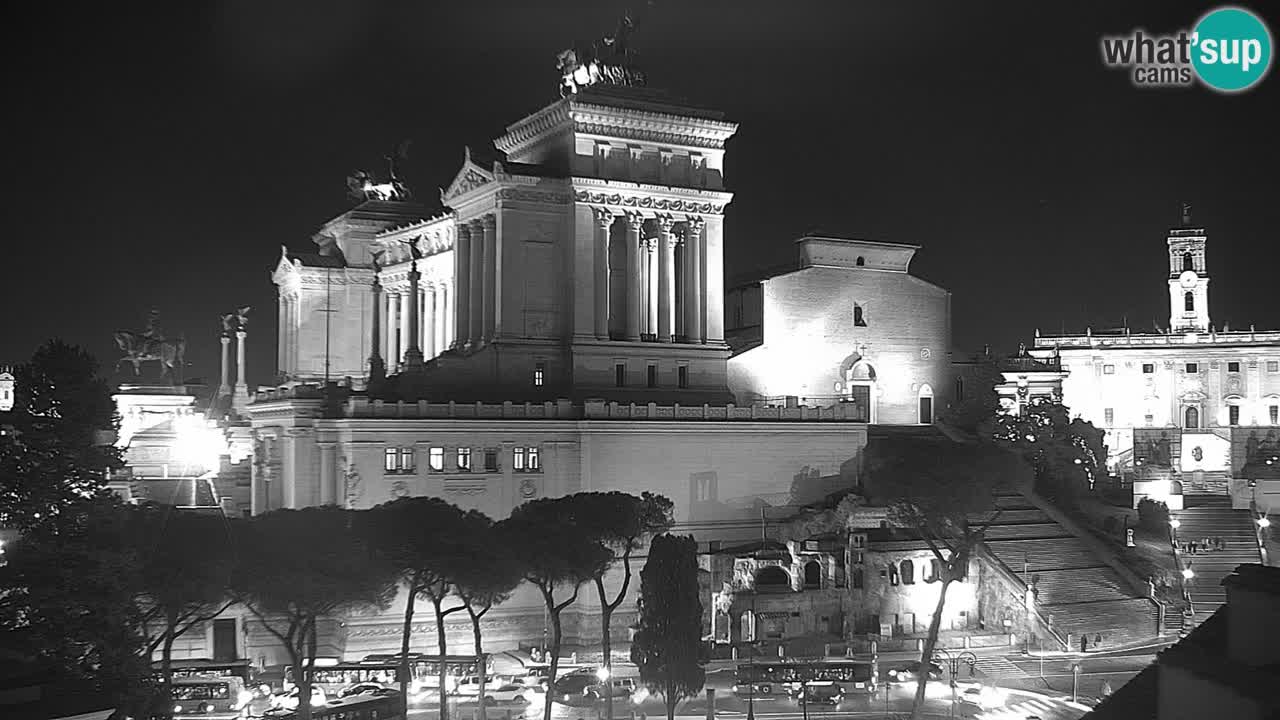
[1174,494,1262,625]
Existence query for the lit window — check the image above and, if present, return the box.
[456,447,472,472]
[1103,365,1115,375]
[678,365,689,389]
[1186,363,1199,374]
[1142,363,1155,374]
[385,448,397,473]
[534,363,545,387]
[385,447,414,474]
[428,447,444,472]
[1104,408,1114,426]
[484,450,498,472]
[399,448,415,472]
[1228,361,1241,373]
[1268,361,1279,373]
[647,364,657,388]
[1229,406,1240,426]
[615,363,626,387]
[513,446,541,473]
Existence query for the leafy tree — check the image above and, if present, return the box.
[365,498,482,720]
[0,340,122,530]
[133,504,238,688]
[630,534,705,720]
[861,432,1031,720]
[993,396,1107,506]
[235,507,397,720]
[0,496,150,710]
[573,492,674,720]
[451,515,524,720]
[499,497,611,720]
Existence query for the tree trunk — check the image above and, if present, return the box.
[542,591,563,720]
[161,607,178,689]
[470,609,486,720]
[300,617,318,720]
[909,578,953,720]
[596,578,615,720]
[400,580,418,717]
[665,666,676,720]
[433,597,450,720]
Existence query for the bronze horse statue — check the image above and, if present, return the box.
[114,331,186,382]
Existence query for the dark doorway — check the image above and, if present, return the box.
[1185,406,1200,429]
[919,396,933,424]
[212,618,237,661]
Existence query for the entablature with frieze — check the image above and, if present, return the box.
[572,177,732,216]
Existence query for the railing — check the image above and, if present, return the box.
[1035,328,1280,348]
[978,544,1069,651]
[339,397,872,422]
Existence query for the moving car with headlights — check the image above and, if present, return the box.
[275,684,327,711]
[170,676,248,719]
[585,677,638,700]
[882,660,943,684]
[793,681,844,706]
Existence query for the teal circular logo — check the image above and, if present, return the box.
[1192,7,1273,92]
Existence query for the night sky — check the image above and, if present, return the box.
[6,1,1279,390]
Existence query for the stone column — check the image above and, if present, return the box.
[219,334,232,398]
[625,213,643,341]
[593,208,614,339]
[233,330,249,409]
[468,219,485,346]
[703,216,726,343]
[439,284,450,353]
[685,217,705,344]
[369,273,385,383]
[317,441,337,506]
[646,240,659,338]
[454,224,472,350]
[398,289,413,370]
[481,215,497,343]
[424,285,436,359]
[403,260,424,371]
[657,216,676,342]
[386,291,399,373]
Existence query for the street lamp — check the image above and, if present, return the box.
[931,648,977,718]
[1182,564,1195,581]
[1259,516,1272,529]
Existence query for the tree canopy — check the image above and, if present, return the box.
[993,396,1107,504]
[631,533,705,720]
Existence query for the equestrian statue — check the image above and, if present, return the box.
[114,309,186,383]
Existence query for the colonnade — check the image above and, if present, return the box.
[453,215,497,350]
[381,280,454,372]
[594,210,709,343]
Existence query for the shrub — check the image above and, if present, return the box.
[1137,498,1170,532]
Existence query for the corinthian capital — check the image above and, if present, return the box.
[656,215,676,234]
[685,215,706,235]
[625,211,645,231]
[592,206,616,229]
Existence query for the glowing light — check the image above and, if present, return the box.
[632,688,649,704]
[172,414,227,475]
[1259,517,1271,529]
[1169,518,1181,529]
[596,667,610,682]
[1182,566,1195,580]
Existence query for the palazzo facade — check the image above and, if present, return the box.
[1030,215,1280,511]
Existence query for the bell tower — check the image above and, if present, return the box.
[1167,203,1210,333]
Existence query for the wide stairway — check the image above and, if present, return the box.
[982,493,1159,647]
[1173,494,1262,625]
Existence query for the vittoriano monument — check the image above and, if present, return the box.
[114,309,186,385]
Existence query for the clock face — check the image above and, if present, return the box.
[1179,270,1198,288]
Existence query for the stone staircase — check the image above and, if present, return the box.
[1172,494,1262,625]
[982,493,1159,647]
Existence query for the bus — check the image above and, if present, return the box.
[731,660,877,697]
[265,692,404,720]
[284,655,485,702]
[170,675,251,720]
[155,659,255,682]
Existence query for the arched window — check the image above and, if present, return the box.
[887,565,899,586]
[854,304,867,327]
[900,559,915,585]
[925,559,941,583]
[1185,406,1200,429]
[756,566,790,590]
[1185,292,1195,312]
[1183,252,1194,271]
[804,561,821,588]
[856,256,865,267]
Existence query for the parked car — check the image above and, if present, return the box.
[586,677,637,700]
[478,683,532,705]
[551,673,596,702]
[794,682,843,706]
[453,675,499,697]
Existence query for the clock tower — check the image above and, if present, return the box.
[1167,204,1210,333]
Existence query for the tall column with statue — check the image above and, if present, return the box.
[218,332,232,399]
[402,239,425,371]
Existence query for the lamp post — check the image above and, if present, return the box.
[931,648,976,718]
[1071,663,1081,703]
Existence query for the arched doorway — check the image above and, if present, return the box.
[1185,406,1200,429]
[845,361,877,423]
[803,560,821,588]
[756,565,790,591]
[918,384,934,424]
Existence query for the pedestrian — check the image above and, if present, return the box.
[1081,634,1089,653]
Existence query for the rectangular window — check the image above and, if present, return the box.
[1145,414,1154,426]
[1103,364,1115,375]
[615,363,626,387]
[385,448,398,473]
[429,447,445,472]
[678,365,689,389]
[534,363,545,387]
[1229,406,1240,426]
[484,450,498,472]
[1104,408,1114,426]
[456,447,472,472]
[1142,363,1155,374]
[527,446,540,471]
[1186,363,1199,374]
[1269,361,1279,373]
[513,447,525,471]
[647,364,657,388]
[1271,406,1278,424]
[399,448,415,472]
[1228,361,1241,373]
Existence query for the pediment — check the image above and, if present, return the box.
[441,147,495,204]
[271,246,301,284]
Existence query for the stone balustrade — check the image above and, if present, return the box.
[340,397,867,421]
